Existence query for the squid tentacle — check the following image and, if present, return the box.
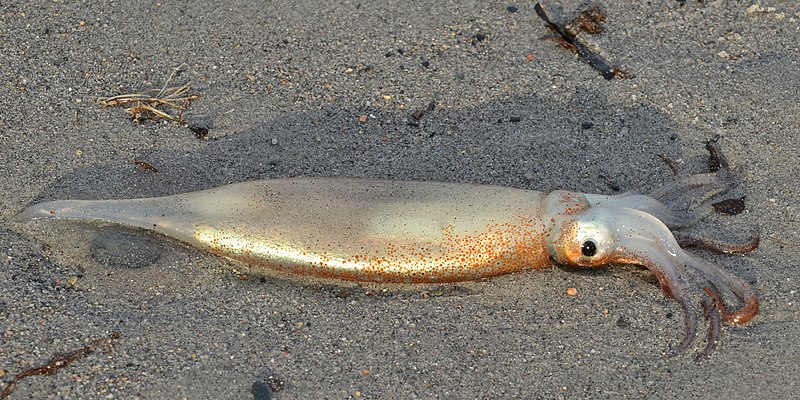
[613,239,702,355]
[697,293,722,360]
[637,246,757,355]
[681,251,759,324]
[650,247,756,352]
[674,230,760,255]
[670,287,700,356]
[648,140,742,228]
[649,172,735,219]
[585,141,744,230]
[587,204,757,356]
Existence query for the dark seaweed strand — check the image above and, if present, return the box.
[534,3,616,80]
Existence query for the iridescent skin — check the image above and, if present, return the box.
[17,141,759,357]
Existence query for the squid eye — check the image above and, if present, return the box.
[581,239,597,257]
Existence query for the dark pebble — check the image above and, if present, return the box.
[616,316,631,328]
[581,121,594,129]
[251,381,272,400]
[90,228,161,269]
[507,5,518,13]
[188,123,210,140]
[510,116,521,123]
[421,60,430,67]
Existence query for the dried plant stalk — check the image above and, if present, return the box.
[98,66,200,124]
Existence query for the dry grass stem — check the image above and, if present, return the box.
[97,66,200,124]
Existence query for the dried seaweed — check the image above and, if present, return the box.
[1,332,122,399]
[712,196,746,215]
[133,159,159,172]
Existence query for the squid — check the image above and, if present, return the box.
[17,140,759,357]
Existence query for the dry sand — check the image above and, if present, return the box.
[1,1,798,399]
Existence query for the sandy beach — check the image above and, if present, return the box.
[1,1,798,398]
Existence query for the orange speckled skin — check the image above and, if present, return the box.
[189,179,558,283]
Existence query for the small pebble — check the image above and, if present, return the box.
[265,375,285,392]
[507,5,518,13]
[581,121,594,129]
[358,115,368,123]
[565,287,578,296]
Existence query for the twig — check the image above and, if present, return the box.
[534,2,620,80]
[156,63,187,99]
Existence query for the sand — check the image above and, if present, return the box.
[1,1,798,398]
